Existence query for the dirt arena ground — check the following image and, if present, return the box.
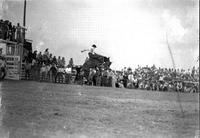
[0,80,199,138]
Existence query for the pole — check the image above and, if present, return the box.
[23,0,26,41]
[166,32,184,117]
[20,0,26,80]
[166,33,175,69]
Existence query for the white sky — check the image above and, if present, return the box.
[1,0,199,70]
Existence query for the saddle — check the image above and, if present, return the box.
[88,53,106,63]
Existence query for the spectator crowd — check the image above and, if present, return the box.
[0,19,26,43]
[23,48,67,82]
[75,63,199,93]
[22,47,199,93]
[112,65,199,92]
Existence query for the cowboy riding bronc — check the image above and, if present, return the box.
[81,44,97,56]
[81,44,110,64]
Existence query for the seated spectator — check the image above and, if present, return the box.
[118,81,124,88]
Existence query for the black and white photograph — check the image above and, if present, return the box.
[0,0,199,137]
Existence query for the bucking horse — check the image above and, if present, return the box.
[81,52,112,82]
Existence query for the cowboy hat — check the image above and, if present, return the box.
[92,44,97,48]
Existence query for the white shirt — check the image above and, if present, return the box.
[82,47,96,54]
[89,47,95,54]
[128,74,134,82]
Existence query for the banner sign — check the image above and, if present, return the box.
[5,55,21,80]
[0,43,6,55]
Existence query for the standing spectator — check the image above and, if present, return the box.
[61,57,65,68]
[32,50,37,60]
[191,66,195,78]
[95,67,102,86]
[40,63,46,81]
[24,60,31,80]
[52,56,57,65]
[127,73,134,88]
[4,20,9,40]
[30,51,37,80]
[16,23,22,43]
[36,52,42,65]
[88,68,96,85]
[0,20,4,39]
[102,69,109,86]
[43,48,50,65]
[0,50,6,79]
[57,56,62,67]
[49,53,53,64]
[44,48,50,58]
[8,22,12,41]
[107,69,113,87]
[109,69,116,88]
[1,20,8,40]
[68,58,74,68]
[11,25,16,41]
[25,51,32,64]
[123,73,128,88]
[133,76,139,88]
[49,63,57,82]
[187,69,191,76]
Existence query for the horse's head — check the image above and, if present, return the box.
[103,57,110,63]
[105,57,111,65]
